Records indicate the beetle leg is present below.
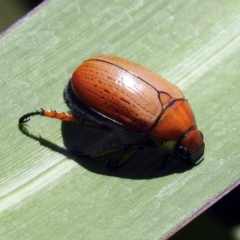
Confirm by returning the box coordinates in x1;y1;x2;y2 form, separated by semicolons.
106;144;141;168
74;144;132;160
160;154;169;169
74;141;155;168
74;143;141;168
78;119;110;130
73;145;125;159
19;109;109;130
18;109;79;123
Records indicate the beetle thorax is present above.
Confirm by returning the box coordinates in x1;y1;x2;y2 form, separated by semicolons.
149;100;197;148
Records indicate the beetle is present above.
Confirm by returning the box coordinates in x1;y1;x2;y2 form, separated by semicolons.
19;55;205;168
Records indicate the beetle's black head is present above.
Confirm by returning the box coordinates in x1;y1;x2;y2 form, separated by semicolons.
175;126;205;165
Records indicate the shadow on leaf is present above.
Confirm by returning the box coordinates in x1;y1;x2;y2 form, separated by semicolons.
18;121;193;179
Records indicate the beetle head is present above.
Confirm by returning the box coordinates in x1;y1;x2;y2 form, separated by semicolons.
175;127;204;165
150;99;205;165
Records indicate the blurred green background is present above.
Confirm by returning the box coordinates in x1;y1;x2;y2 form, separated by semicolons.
0;1;239;239
0;0;42;32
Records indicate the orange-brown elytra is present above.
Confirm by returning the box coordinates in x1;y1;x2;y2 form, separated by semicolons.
19;55;204;168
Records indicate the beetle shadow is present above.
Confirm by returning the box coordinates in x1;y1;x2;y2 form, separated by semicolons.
62;122;195;179
18;121;193;179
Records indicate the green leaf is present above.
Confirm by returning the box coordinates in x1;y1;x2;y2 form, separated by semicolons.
0;0;239;239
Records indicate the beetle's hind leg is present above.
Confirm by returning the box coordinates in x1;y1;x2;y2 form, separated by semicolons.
19;109;109;130
18;109;80;124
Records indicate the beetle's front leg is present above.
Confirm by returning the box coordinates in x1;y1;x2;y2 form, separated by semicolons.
107;140;156;168
73;144;127;159
106;143;142;168
74;141;154;169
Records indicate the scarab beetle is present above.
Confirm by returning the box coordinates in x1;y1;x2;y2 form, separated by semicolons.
19;55;205;168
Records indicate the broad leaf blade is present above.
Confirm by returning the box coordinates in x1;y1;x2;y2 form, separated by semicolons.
0;1;239;239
